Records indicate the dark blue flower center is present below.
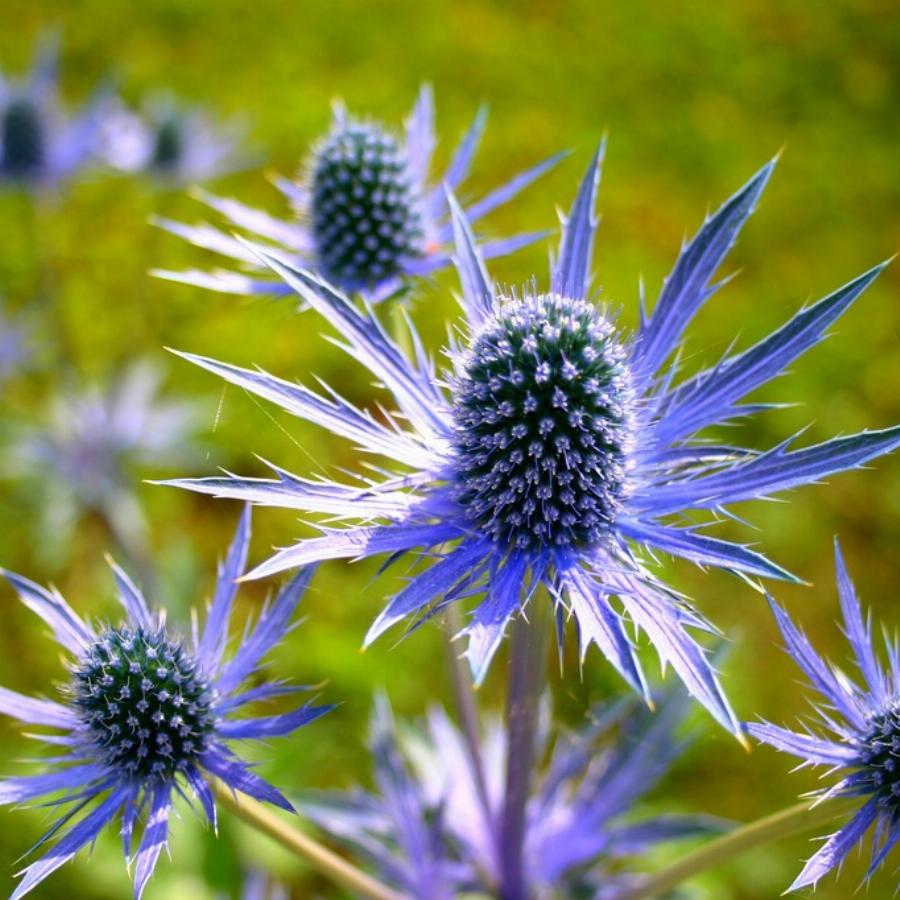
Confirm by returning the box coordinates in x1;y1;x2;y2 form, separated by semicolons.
150;117;183;171
451;292;633;550
861;704;900;810
73;626;215;780
309;122;424;289
1;99;45;179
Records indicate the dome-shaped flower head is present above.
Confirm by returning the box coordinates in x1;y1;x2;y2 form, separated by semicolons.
0;507;331;899
153;85;564;302
97;94;247;185
0;36;105;189
4;360;199;558
747;541;900;891
301;689;720;899
164;146;900;736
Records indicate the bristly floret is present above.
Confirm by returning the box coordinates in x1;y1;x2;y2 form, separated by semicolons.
164;143;900;740
452;291;633;549
72;626;215;780
747;541;900;891
0;507;330;900
0;99;45;178
309;122;424;288
861;702;900;812
153;85;563;302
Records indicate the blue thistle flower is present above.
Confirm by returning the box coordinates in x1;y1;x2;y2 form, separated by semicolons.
0;36;105;189
0;507;330;899
153;85;563;302
163;146;900;735
4;360;199;559
301;689;720;899
747;541;900;891
97;94;247;185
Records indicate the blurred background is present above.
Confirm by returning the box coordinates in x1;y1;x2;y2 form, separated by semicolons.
1;0;899;897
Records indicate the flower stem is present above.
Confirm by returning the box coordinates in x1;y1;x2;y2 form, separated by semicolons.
211;779;405;900
619;795;860;900
499;605;548;900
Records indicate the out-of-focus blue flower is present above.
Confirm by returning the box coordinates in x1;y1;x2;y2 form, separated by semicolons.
4;360;199;556
0;36;105;189
165;147;900;736
748;541;900;891
0;302;32;388
301;689;719;899
97;94;247;185
0;507;330;899
153;85;563;302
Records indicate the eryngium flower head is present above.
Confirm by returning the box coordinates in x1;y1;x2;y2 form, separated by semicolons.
747;541;900;891
301;689;719;899
4;360;198;558
0;36;105;189
96;95;247;185
153;85;563;301
165;146;900;736
0;507;330;899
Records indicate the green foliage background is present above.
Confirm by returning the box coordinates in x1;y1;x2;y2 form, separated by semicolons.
1;1;899;897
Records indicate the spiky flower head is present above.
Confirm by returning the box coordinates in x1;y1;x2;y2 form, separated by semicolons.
307;120;424;289
0;507;330;899
747;541;900;891
0;35;105;189
165;145;900;738
301;689;719;899
3;360;198;560
153;85;563;302
96;95;247;185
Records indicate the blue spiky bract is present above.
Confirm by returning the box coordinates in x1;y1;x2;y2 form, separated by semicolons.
165;143;900;740
152;85;564;301
300;688;719;898
0;507;330;900
747;542;900;891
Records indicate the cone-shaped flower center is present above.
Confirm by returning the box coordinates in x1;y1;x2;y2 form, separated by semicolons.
452;292;633;550
0;99;45;178
73;626;214;779
309;122;424;288
862;702;900;810
150;117;183;171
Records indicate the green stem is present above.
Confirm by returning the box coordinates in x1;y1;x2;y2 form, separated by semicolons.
211;779;405;900
619;796;860;900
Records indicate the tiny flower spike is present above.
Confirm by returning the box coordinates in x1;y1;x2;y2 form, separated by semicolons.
300;689;722;899
152;85;564;302
0;507;331;899
747;541;900;891
162;146;900;736
96;94;247;185
0;35;105;189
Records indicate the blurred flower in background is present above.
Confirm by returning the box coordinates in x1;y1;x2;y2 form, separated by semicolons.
0;35;106;190
0;507;331;899
153;85;563;302
96;93;248;185
2;359;200;561
301;688;718;899
748;542;900;890
0;302;33;389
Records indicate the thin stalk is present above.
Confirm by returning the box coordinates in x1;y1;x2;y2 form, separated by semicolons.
211;779;405;900
499;604;548;900
619;796;860;900
444;604;493;820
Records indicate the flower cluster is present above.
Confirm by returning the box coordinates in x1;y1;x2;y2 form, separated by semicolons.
153;86;563;301
0;507;330;898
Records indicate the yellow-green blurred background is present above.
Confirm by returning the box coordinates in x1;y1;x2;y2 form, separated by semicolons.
1;0;900;897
